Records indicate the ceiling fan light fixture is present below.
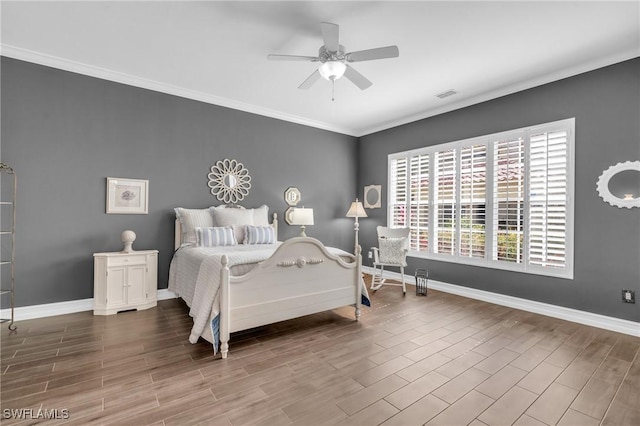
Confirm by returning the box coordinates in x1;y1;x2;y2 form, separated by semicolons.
318;61;346;81
267;22;398;91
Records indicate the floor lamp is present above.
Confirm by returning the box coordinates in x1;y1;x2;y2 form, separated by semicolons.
346;198;367;255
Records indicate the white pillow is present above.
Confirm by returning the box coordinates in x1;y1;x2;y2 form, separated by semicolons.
209;204;230;215
211;207;254;243
174;207;214;246
251;205;270;226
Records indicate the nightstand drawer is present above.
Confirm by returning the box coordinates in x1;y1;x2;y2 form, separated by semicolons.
106;255;147;267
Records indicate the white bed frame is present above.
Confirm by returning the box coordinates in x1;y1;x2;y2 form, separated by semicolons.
174;215;362;359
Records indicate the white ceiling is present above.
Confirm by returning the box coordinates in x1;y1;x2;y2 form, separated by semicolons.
2;1;639;136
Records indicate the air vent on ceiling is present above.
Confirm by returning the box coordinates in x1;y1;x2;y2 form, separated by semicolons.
435;89;458;99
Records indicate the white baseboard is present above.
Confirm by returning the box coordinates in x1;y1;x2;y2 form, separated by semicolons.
0;289;177;322
3;275;638;338
362;266;640;337
157;289;178;301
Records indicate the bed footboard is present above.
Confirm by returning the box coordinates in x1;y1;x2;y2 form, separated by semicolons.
218;237;362;359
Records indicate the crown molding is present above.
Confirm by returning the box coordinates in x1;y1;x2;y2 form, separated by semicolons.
359;49;640;136
2;44;638;138
0;44;359;136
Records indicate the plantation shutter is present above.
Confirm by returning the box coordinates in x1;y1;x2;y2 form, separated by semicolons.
409;154;429;251
528;128;569;269
435;149;457;255
389;157;408;228
387;118;573;279
459;144;487;258
493;135;525;263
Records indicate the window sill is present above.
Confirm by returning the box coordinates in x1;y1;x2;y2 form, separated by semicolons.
408;250;574;280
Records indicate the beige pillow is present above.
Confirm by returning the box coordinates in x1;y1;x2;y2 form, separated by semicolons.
211;207;254;243
174;207;214;246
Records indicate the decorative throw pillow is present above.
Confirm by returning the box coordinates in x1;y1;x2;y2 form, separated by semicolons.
195;227;237;247
174;207;214;246
243;225;276;245
378;237;407;264
211;207;255;243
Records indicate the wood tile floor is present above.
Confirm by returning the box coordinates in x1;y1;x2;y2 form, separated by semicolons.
1;277;639;425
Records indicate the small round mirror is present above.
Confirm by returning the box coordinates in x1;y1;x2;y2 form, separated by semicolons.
607;169;640;200
597;161;640;209
366;187;379;206
224;174;237;189
364;185;382;209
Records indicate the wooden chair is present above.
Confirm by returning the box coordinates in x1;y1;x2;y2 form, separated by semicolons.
370;226;410;294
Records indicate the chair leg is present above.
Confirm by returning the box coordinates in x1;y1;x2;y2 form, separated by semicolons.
371;265;383;291
400;267;406;295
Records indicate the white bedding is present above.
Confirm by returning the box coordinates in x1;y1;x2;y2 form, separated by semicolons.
169;243;282;307
168;243;358;346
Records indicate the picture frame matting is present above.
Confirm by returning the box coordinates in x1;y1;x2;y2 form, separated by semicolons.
106;177;149;214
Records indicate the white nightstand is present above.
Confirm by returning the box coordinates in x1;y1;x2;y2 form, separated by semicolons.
93;250;158;315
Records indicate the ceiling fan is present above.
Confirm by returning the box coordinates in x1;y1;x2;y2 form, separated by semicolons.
267;22;399;97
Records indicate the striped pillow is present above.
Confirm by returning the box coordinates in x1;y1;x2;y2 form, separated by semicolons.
195;227;237;247
243;225;276;245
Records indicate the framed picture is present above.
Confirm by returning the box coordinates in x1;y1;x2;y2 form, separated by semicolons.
106;177;148;214
364;184;382;209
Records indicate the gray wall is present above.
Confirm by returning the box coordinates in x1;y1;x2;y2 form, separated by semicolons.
3;56;639;324
358;58;640;322
1;57;359;307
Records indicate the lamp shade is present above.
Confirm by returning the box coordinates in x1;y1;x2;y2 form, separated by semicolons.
319;61;347;81
290;207;314;226
346;199;368;218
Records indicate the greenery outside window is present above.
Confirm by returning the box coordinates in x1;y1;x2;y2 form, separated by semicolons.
388;118;575;279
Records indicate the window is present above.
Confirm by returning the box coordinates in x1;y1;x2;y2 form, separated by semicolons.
388;118;574;279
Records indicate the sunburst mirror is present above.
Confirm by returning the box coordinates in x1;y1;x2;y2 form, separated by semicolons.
207;159;251;204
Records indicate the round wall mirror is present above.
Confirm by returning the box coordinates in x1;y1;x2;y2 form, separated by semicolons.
597;161;640;209
364;185;382;209
224;174;237;189
608;169;639;199
208;159;251;204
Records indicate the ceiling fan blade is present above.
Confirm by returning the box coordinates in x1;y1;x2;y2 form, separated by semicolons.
346;45;399;62
344;65;372;90
298;69;321;89
268;54;319;62
320;22;340;52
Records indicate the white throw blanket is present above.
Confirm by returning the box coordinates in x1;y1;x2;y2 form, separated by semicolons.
168;244;366;350
169;244;281;343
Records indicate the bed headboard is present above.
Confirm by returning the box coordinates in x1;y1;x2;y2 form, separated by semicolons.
174;212;278;250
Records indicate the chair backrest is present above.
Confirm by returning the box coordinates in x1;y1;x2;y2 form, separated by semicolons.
376;226;410;264
377;226;410;247
377;226;409;238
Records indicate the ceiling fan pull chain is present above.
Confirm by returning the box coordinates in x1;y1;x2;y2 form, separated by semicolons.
332;79;335;101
